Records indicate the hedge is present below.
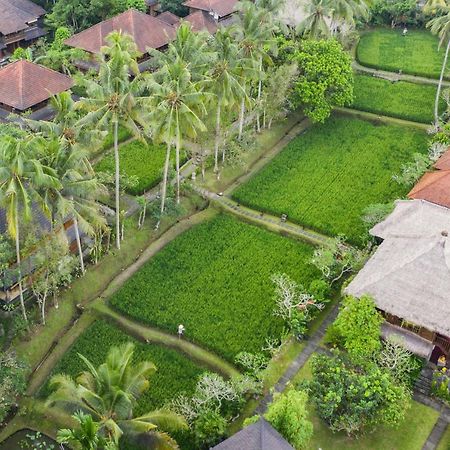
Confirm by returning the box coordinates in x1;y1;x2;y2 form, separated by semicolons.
110;214;319;361
41;320;206;413
232;116;427;245
357;28;444;79
351;74;442;124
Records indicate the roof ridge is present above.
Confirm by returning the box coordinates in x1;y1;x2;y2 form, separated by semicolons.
409;170;450;196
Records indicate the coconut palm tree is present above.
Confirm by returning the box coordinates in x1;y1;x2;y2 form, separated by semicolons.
0;135;61;325
428;7;450;125
76;31;148;249
47;342;186;447
297;0;332;39
146;61;207;214
208;28;246;176
326;0;368;34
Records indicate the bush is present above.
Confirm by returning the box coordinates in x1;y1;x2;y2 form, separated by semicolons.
110;214;319;361
356;29;444;79
232;116;427;245
351;75;442;124
193;409;227;449
42;320;206;413
308;279;330;302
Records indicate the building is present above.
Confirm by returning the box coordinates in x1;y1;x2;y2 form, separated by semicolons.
0;0;46;59
158;9;218;34
212;418;294;450
64;9;176;71
183;0;239;24
346;199;450;362
434;147;450;171
0;60;73;121
408;170;450;209
145;0;161;16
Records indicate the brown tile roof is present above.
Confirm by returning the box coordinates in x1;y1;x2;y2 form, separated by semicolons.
434;147;450;171
0;60;73;111
182;0;238;17
157;11;181;25
0;0;45;35
183;10;218;34
64;9;176;55
408;170;450;209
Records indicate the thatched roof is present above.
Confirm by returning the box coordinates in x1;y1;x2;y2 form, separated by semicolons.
371;199;450;240
212;418;294;450
346;235;450;337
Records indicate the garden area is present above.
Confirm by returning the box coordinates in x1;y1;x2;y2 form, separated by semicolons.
232;115;427;244
351;74;441;123
356;28;444;79
110;212;320;361
96;139;183;195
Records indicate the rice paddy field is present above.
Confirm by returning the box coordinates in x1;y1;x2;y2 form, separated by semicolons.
232;116;427;245
110;213;319;361
351;74;441;123
356;28;444;79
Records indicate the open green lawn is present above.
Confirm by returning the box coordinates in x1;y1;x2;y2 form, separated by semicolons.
351;74;441;123
357;28;444;79
232;116;427;245
437;424;450;450
96;140;184;195
110;213;319;361
41;320;206;414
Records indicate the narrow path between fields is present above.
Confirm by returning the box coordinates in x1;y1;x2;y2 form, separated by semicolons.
92;302;240;380
353;61;450;88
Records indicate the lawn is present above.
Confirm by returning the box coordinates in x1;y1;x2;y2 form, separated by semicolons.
437;424;450;450
110;213;319;361
351;74;441;123
357;28;444;79
232;116;427;245
96;139;184;195
41;320;206;414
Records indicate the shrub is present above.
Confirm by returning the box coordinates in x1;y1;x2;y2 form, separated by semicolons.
193;409;227;449
265;389;313;449
308;279;330;302
110;214;319;361
332;295;383;362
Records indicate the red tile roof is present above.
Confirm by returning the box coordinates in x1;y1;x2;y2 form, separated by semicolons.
408;170;450;209
183;0;238;17
434;148;450;171
0;0;45;35
157;11;181;25
183;10;218;34
64;9;176;55
0;60;73;111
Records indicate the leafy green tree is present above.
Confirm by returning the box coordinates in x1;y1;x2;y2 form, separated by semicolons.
47;342;186;446
58;411;116;449
265;390;313;449
290;39;353;122
159;0;188;16
331;295;383;362
308;351;411;435
193;409;227;449
427;7;450;125
77;31;147;249
0;135;60;325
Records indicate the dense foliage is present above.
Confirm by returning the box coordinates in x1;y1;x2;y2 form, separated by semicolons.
232;116;427;244
42;320;205;413
111;214;319;360
96;140;181;195
307;351;411;436
328;295;383;362
351;75;442;123
369;0;429;27
357;29;444;79
290;39;354;123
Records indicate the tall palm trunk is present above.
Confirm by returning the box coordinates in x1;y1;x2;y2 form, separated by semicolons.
159;141;172;227
175;135;181;205
238;82;247;140
113;120;121;249
73;215;85;274
14;213;28;326
435;39;450;125
257;57;263;133
214;101;221;179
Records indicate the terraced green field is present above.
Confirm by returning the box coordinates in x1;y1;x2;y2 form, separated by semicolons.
232;116;427;244
42;320;206;414
111;213;319;361
351;74;441;123
357;28;444;79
